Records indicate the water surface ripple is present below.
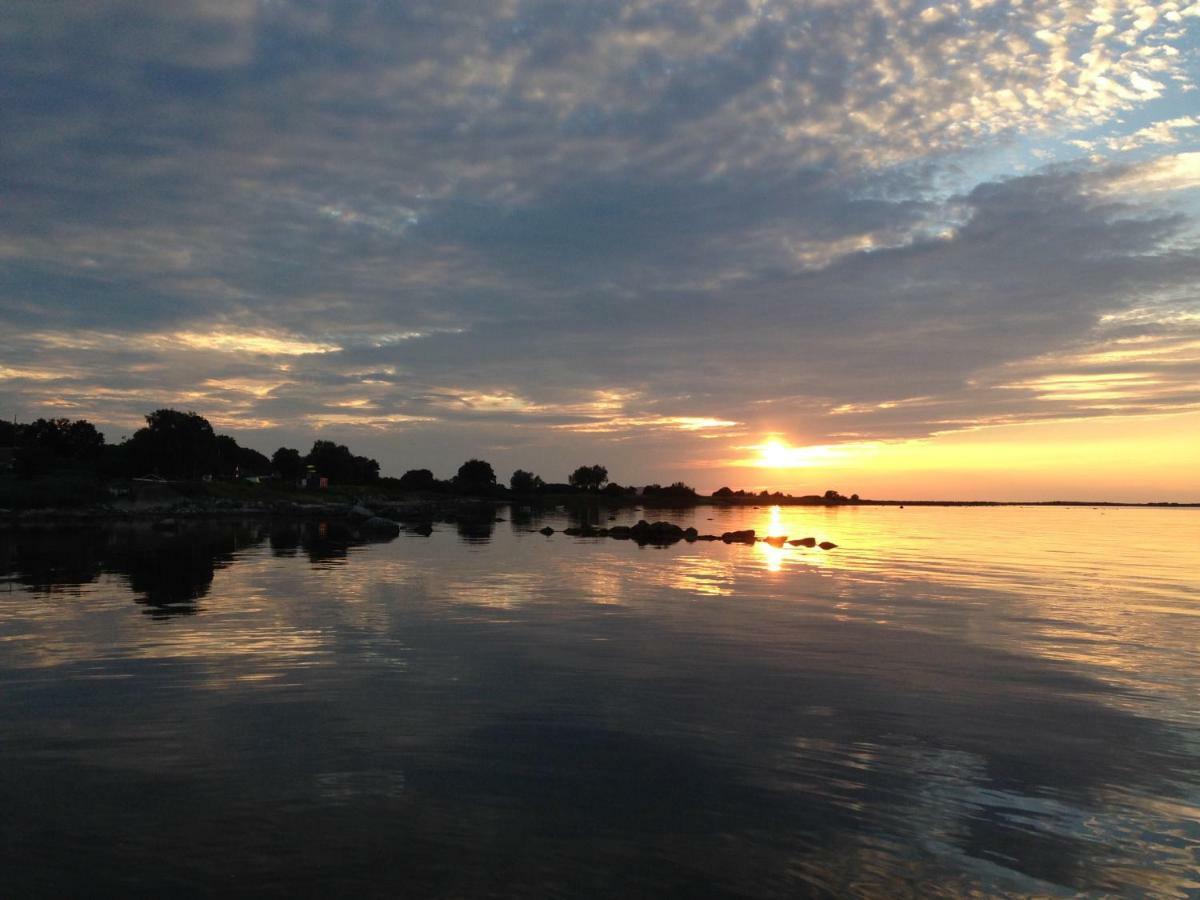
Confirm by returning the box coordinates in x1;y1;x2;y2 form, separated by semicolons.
1;506;1197;897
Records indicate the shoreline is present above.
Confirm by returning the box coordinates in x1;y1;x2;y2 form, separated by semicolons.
1;494;1196;526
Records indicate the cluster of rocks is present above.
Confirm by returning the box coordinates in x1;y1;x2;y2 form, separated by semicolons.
539;520;837;550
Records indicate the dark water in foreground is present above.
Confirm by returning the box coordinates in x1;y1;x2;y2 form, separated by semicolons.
1;505;1198;897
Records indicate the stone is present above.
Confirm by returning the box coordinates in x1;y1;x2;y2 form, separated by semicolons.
721;529;756;544
539;526;554;535
629;520;686;545
819;541;838;550
362;517;401;536
789;537;817;547
410;522;434;536
762;535;787;547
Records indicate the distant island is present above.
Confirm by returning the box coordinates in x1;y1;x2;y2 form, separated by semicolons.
1;409;1196;518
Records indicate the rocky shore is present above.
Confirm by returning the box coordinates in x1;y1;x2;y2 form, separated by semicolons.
544;519;837;549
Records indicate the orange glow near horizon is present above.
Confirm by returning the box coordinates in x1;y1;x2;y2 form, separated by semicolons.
753;437;878;469
712;412;1200;503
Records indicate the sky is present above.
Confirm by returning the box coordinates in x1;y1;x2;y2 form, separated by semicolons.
2;0;1199;501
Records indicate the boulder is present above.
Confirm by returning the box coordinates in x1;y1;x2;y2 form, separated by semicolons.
683;527;699;541
819;541;838;550
721;529;756;544
762;535;787;547
607;526;633;539
362;517;401;537
410;522;434;536
789;537;817;547
539;526;554;536
630;520;686;545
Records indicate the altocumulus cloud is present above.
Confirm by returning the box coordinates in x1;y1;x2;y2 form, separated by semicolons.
1;0;1198;478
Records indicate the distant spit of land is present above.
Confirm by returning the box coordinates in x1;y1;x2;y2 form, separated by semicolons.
1;478;1196;526
3;409;1195;520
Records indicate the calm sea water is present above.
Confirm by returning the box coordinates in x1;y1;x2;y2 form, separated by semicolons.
1;505;1197;897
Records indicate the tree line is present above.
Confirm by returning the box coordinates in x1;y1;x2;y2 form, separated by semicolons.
0;410;696;498
0;410;380;485
2;409;855;502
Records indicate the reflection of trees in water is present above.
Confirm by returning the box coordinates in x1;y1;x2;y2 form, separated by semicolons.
1;519;398;615
566;501;605;530
0;527;108;594
274;520;367;566
456;518;494;544
273;519;403;565
106;522;266;617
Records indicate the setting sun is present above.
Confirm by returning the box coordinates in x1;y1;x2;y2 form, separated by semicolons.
759;438;793;468
752;437;877;471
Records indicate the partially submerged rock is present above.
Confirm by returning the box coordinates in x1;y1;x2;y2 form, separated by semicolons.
630;520;687;545
819;541;838;550
410;522;434;536
762;535;787;547
361;517;401;537
789;537;817;547
539;526;554;535
721;529;756;544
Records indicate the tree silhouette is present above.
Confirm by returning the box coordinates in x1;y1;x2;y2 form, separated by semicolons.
568;464;608;492
11;417;105;477
398;468;437;491
643;481;696;498
306;440;380;484
272;447;304;481
455;459;496;493
126;409;217;479
510;469;544;493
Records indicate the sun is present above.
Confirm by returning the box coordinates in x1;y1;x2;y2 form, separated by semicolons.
759;438;794;468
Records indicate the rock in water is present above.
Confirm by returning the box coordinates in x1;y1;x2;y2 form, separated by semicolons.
762;535;787;547
411;522;434;536
539;526;554;536
818;541;838;550
789;537;817;547
362;517;401;537
629;520;686;545
721;529;756;544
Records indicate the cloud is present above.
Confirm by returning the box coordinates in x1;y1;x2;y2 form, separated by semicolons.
1;1;1198;485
